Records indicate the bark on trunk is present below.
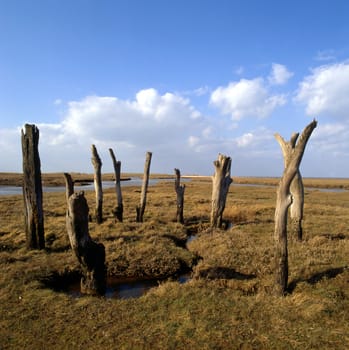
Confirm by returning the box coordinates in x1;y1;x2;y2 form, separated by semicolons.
273;120;317;296
210;154;233;228
109;148;123;222
290;172;304;240
21;124;45;250
136;151;152;222
174;168;185;224
65;189;106;295
91;144;103;224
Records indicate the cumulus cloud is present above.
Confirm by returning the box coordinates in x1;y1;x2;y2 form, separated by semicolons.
268;63;293;85
295;62;349;119
210;78;286;120
4;89;216;173
2;78;349;177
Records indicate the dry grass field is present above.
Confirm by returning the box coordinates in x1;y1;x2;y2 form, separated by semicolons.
0;174;348;349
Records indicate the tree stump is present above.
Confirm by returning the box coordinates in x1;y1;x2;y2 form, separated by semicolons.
275;133;305;241
211;154;233;228
91;144;103;224
273;120;317;296
109;148;123;222
21;124;45;249
174;168;185;224
136;151;152;222
65;188;106;296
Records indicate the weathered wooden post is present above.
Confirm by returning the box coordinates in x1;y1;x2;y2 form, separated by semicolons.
109;148;123;222
63;172;74;202
290;173;304;241
136;151;152;222
174;168;185;224
273;120;317;296
91;144;103;224
211;154;233;228
64;173;106;295
275;133;305;241
21;124;45;249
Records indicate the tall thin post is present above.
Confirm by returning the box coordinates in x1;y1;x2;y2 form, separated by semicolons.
109;148;123;222
21;124;45;249
91;144;103;224
174;168;185;224
136;151;152;222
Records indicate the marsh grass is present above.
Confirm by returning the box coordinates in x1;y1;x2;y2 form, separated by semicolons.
0;176;348;349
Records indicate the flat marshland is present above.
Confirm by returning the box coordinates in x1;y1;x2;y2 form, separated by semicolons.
0;174;348;349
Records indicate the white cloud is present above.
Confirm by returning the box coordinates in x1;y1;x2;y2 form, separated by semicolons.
2;81;349;177
236;132;254;147
268;63;293;85
295;62;349;119
5;89;214;173
210;78;286;120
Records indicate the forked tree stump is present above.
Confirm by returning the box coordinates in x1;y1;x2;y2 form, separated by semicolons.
136;151;152;222
211;154;233;228
109;148;123;222
91;144;103;224
64;182;106;296
275;133;305;241
21;124;45;249
174;168;185;224
273;120;317;296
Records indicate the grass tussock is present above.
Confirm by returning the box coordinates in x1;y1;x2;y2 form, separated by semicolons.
0;175;348;349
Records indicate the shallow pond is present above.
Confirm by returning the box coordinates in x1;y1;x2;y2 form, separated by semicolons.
65;273;191;299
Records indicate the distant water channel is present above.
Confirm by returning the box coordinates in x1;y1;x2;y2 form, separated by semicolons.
0;178;159;196
0;178;346;196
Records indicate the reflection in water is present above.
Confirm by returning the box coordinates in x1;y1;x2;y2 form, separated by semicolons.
68;274;191;299
105;277;160;299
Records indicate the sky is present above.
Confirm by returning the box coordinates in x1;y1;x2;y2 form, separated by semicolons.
1;0;349;177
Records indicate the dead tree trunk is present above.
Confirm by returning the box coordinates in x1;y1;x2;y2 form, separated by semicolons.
211;154;233;228
174;168;185;224
91;144;103;224
275;133;305;241
273;120;317;296
63;172;74;202
290;172;304;240
109;148;123;222
21;124;45;250
136;151;152;222
64;185;106;296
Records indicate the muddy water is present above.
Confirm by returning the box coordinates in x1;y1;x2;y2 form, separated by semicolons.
68;274;191;299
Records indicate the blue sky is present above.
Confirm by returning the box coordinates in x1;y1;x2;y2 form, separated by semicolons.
1;0;349;177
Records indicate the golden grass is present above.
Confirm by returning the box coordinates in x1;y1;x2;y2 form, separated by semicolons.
0;176;348;349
